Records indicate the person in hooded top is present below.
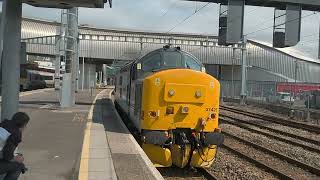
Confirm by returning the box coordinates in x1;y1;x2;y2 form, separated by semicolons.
0;112;29;180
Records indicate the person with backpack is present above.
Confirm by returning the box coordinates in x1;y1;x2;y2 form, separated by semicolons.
0;112;29;180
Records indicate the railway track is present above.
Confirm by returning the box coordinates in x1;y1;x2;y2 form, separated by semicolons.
219;117;320;154
158;167;219;180
219;113;320;146
221;144;294;180
220;105;320;134
197;168;219;180
223;131;320;178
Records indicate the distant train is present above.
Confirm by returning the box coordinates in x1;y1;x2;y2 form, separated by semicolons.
114;46;224;168
20;63;54;91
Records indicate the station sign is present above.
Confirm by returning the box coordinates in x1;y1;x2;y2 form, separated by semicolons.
218;0;245;45
273;4;301;48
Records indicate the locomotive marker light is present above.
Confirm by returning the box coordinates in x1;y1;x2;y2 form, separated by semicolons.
169;89;175;96
195;90;202;98
210;82;214;88
166;106;175;114
210;112;216;120
149;110;160;118
181;106;189;114
149;111;157;118
155;77;161;86
137;63;142;70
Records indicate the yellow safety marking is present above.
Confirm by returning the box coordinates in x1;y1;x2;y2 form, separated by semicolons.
78;89;109;180
78;122;92;180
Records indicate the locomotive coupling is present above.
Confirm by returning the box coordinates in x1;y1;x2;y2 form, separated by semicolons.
142;130;172;145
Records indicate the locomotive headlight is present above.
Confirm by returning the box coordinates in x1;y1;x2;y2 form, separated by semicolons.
210;112;216;119
181;106;189;114
149;111;157;118
149;110;160;118
195;90;202;98
168;89;175;96
166;106;174;114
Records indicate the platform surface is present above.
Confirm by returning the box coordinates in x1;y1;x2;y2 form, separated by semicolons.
2;88;102;180
0;88;163;180
103;92;163;180
80;89;163;180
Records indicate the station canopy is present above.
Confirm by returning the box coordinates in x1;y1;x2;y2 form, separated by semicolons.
22;0;108;8
185;0;320;11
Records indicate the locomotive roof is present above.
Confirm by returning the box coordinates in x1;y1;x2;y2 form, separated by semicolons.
118;46;199;72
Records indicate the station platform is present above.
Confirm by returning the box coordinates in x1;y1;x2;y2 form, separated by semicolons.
79;88;163;180
3;88;162;180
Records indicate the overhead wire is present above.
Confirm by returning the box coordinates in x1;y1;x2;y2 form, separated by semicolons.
298;12;320;46
139;2;211;55
116;0;179;60
245;6;319;61
165;2;211;33
217;0;273;40
117;1;319;62
245;12;317;36
149;1;178;28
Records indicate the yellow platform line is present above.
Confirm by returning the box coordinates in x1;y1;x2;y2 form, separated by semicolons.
78;90;106;180
78;121;92;180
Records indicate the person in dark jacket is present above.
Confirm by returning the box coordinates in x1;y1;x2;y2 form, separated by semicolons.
0;112;29;180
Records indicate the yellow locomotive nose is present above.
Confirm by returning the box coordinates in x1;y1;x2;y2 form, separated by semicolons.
114;47;223;169
140;69;222;168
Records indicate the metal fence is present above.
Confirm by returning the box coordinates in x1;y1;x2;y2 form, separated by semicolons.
221;80;277;99
220;80;320;108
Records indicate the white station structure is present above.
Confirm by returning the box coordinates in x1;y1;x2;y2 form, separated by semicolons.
0;0;109;120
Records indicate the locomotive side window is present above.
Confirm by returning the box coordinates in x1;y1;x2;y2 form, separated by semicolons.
134;83;142;115
114;77;117;92
184;54;201;71
119;76;123;85
163;51;182;67
142;53;161;72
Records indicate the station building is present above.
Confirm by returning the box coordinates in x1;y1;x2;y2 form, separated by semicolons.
21;17;320;98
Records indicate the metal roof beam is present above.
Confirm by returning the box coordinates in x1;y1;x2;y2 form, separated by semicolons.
184;0;320;11
21;0;107;8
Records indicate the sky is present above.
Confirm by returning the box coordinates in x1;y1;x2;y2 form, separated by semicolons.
9;0;320;59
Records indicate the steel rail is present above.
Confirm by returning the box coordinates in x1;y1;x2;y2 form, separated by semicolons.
197;168;219;180
221;144;294;180
220;106;320;134
219;113;320;146
223;132;320;176
219;117;320;154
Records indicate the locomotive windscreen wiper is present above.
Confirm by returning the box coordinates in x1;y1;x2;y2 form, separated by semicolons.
151;67;183;72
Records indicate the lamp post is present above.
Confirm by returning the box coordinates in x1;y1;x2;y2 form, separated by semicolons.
240;36;248;105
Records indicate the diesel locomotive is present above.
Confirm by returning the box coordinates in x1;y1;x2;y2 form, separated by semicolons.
114;46;224;168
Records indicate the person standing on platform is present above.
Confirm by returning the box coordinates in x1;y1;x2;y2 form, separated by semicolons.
0;112;29;180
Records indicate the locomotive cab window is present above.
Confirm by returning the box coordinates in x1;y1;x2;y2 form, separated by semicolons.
184;54;201;71
142;53;161;72
163;51;182;68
